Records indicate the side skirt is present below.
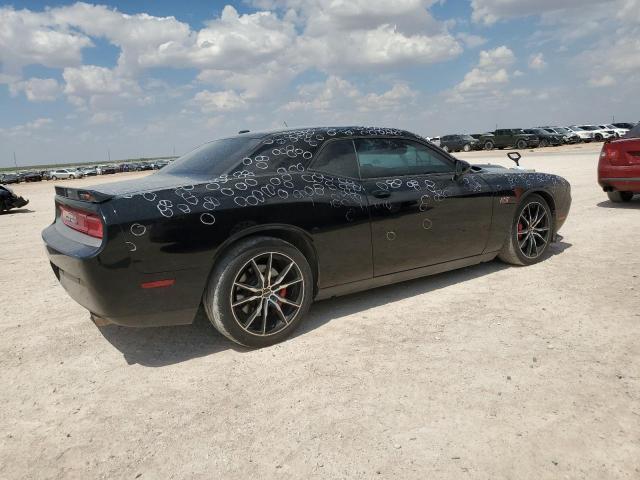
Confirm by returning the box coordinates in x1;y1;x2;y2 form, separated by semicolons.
315;252;498;301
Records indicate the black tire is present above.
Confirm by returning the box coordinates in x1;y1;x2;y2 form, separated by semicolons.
516;139;527;149
540;139;549;147
51;176;57;181
484;141;494;150
70;175;75;179
595;133;603;141
203;236;314;347
463;143;471;152
498;194;553;266
607;191;633;203
0;199;6;213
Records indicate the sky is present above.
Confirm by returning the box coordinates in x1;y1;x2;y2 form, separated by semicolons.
0;0;638;167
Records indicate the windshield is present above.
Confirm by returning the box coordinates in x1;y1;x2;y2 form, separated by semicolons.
162;137;261;177
580;125;598;131
461;135;475;141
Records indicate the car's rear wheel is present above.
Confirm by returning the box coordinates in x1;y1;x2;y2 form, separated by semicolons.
516;139;527;149
607;191;634;203
499;194;553;266
540;139;549;147
203;236;314;347
463;143;471;152
595;133;603;141
484;141;494;150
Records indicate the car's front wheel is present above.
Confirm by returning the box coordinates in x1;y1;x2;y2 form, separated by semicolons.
516;139;527;149
499;194;553;266
204;236;314;347
463;143;471;152
607;191;634;203
484;141;494;150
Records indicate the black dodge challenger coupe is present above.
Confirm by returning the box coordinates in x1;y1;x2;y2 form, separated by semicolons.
43;127;571;347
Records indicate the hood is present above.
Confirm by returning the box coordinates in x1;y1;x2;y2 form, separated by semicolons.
474;164;536;174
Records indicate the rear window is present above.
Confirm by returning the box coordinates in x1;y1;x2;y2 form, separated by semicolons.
162;137;260;177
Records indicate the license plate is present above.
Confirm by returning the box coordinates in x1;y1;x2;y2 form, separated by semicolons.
62;209;77;225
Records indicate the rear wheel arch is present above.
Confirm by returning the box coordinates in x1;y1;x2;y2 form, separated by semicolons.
209;224;319;295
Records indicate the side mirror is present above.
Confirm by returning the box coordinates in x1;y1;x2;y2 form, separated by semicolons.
507;151;521;166
453;159;471;181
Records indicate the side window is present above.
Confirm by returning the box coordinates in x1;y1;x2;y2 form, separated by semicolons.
355;138;453;178
310;140;359;178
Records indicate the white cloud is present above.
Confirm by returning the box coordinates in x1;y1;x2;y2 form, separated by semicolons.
298;24;462;72
193;89;248;113
89;111;123;125
62;65;147;115
471;0;603;25
282;76;416;114
0;117;52;137
528;52;547;70
8;77;60;101
446;46;516;102
589;75;616;87
0;6;92;74
456;32;488;48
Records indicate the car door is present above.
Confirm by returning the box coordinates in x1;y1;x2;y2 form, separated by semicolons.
493;129;509;148
305;139;373;288
354;137;494;277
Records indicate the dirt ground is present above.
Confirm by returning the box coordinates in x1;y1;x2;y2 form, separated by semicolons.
1;142;639;479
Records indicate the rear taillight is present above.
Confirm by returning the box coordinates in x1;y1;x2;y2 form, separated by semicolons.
58;204;104;239
600;143;620;165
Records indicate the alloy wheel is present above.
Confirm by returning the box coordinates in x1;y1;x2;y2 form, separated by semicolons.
517;202;550;259
230;252;305;336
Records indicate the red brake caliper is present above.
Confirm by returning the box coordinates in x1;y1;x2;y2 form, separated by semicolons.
277;288;287;306
517;222;524;240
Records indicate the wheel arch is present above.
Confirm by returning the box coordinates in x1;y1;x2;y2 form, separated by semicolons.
521;189;557;226
208;223;320;295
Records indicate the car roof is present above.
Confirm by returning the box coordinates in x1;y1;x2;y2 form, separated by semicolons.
228;126;426;141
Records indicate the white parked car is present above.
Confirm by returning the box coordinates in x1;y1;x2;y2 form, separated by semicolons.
599;124;629;138
427;136;441;146
576;125;615;141
566;126;594;142
49;168;83;180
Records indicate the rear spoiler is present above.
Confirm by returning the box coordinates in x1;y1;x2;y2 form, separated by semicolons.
55;186;113;203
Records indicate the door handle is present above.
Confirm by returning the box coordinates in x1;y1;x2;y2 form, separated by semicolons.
372;190;391;199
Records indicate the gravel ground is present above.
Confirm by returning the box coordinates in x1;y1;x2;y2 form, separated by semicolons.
1;143;639;479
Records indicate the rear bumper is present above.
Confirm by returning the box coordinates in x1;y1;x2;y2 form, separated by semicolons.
43;223;203;327
598;164;640;192
598;177;640;193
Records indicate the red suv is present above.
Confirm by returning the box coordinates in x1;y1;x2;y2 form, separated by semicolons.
598;124;640;202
